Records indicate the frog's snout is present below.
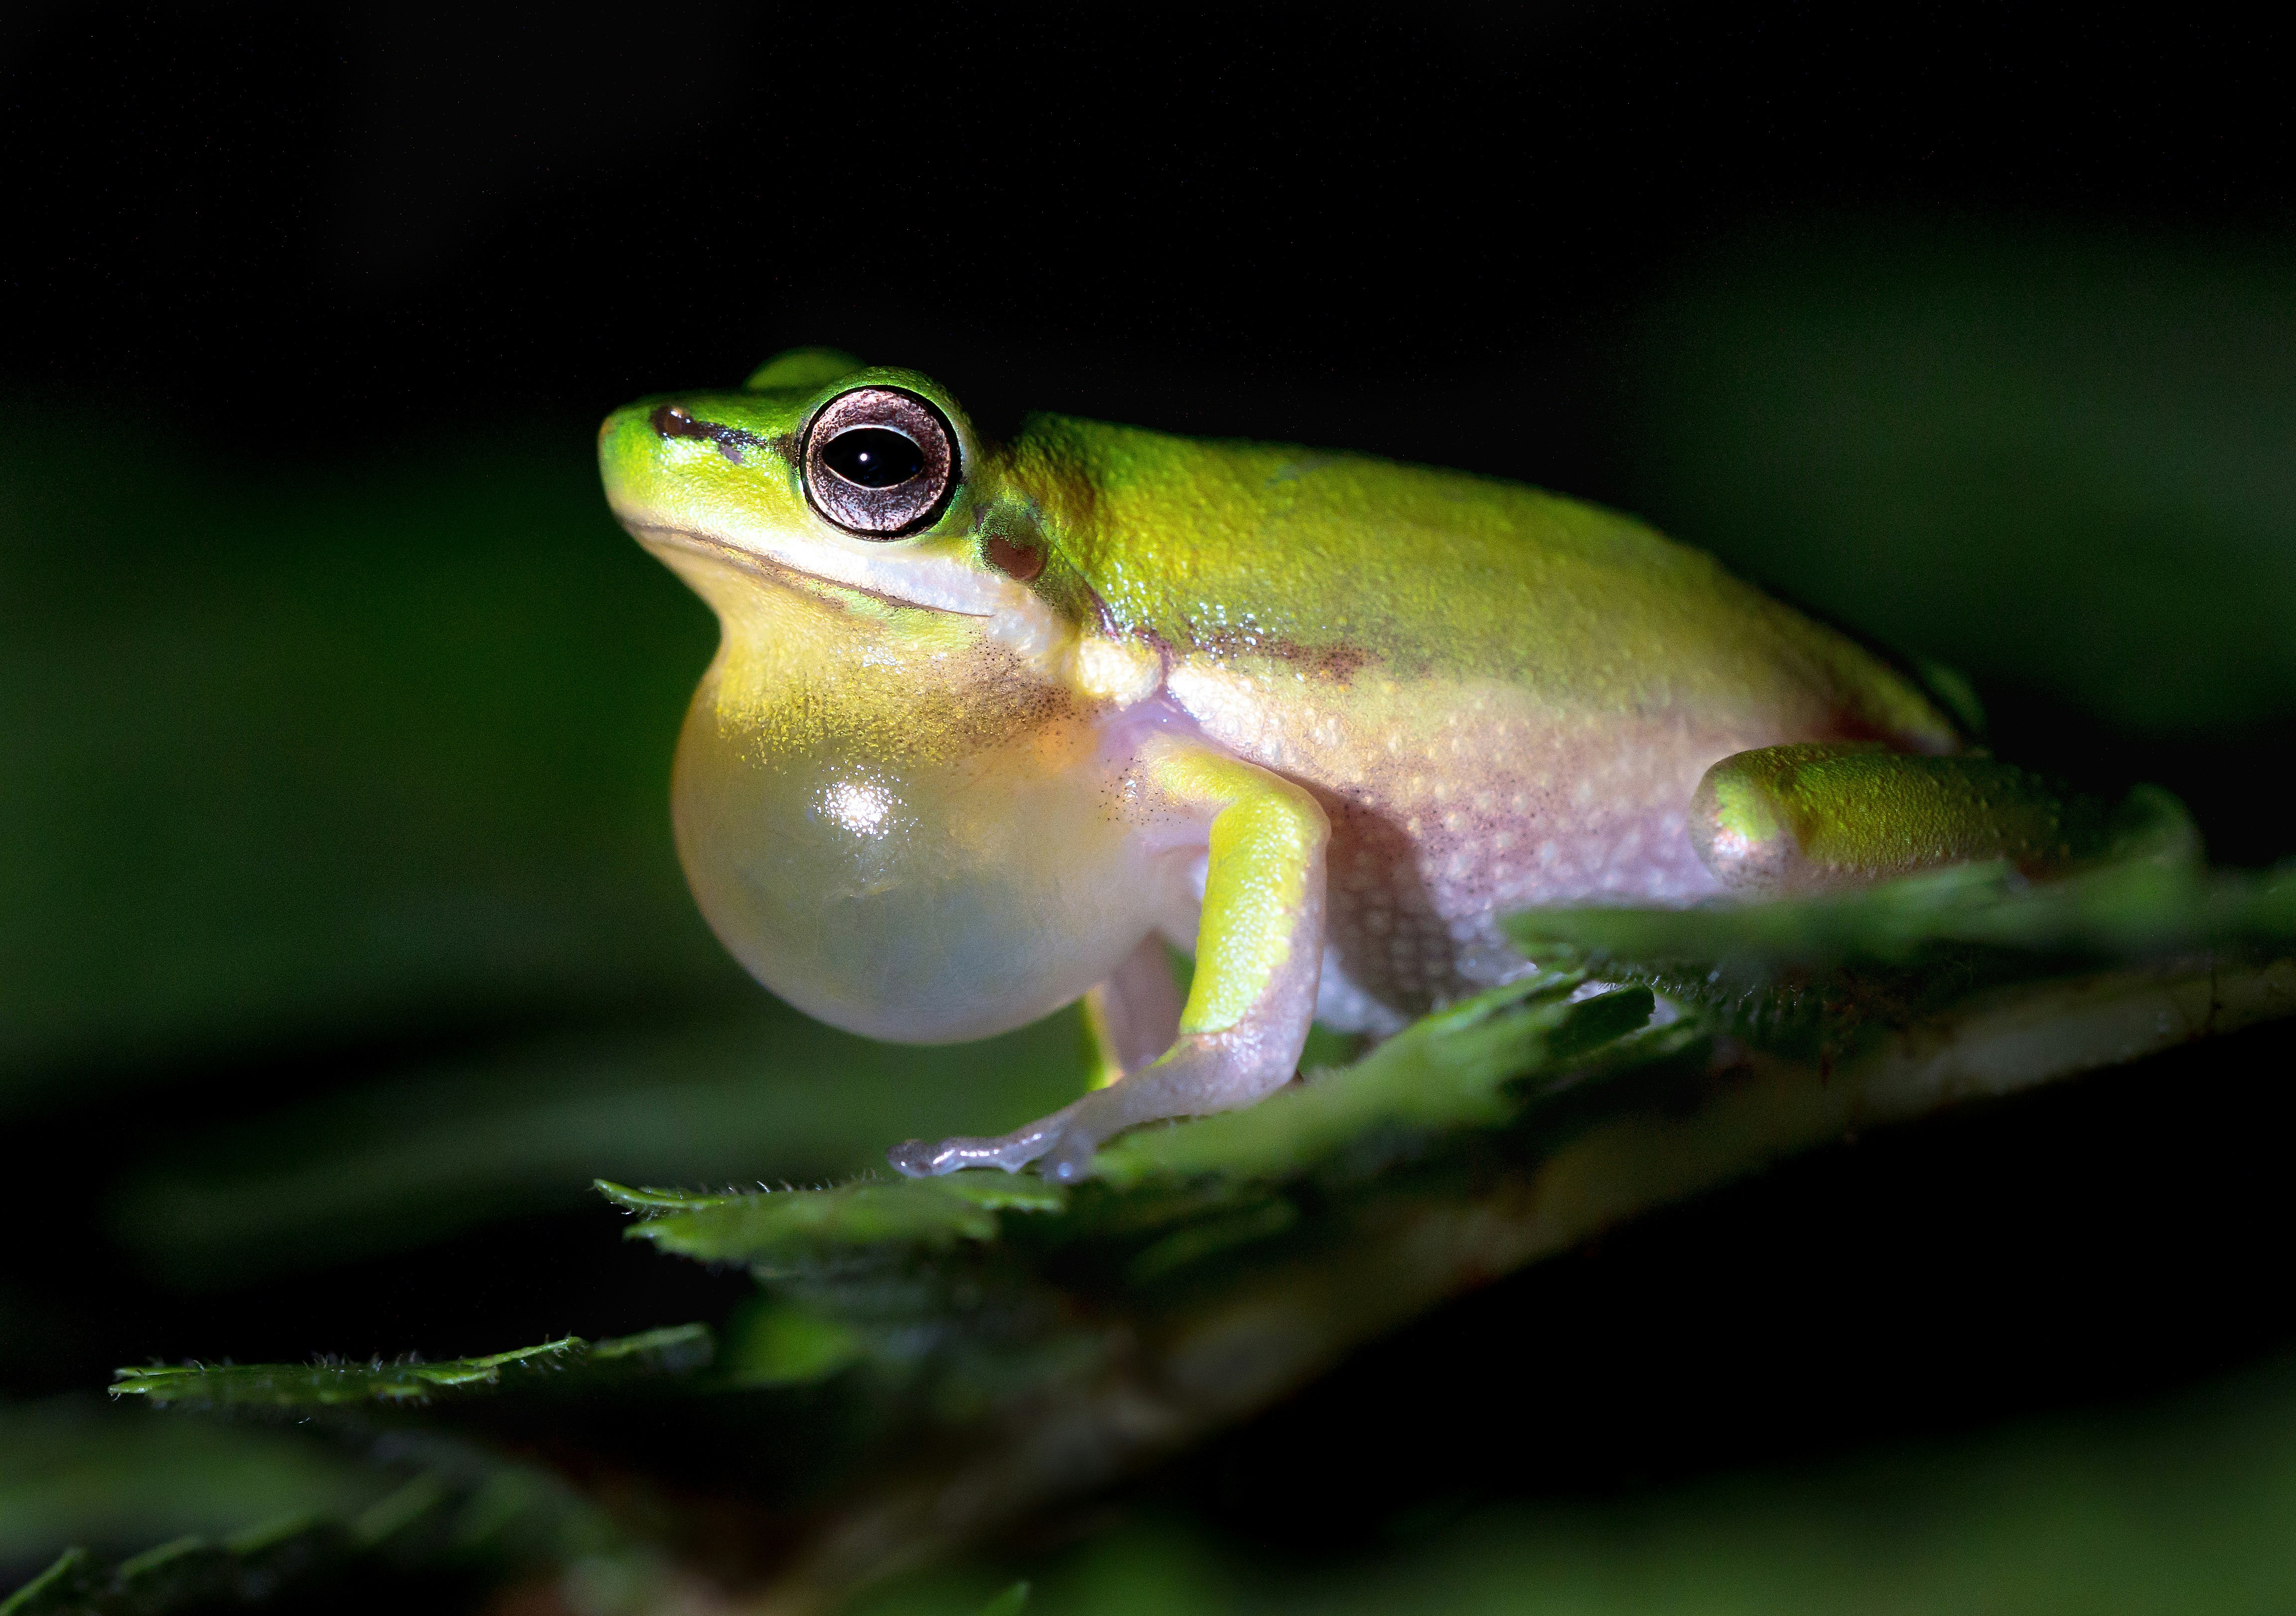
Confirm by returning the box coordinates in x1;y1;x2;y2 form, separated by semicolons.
648;402;768;464
597;394;792;500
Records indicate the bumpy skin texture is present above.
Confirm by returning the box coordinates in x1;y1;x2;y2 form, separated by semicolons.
598;355;1985;1176
1001;418;1960;1022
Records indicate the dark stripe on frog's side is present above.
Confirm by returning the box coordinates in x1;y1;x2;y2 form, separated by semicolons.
651;404;779;465
1183;625;1373;684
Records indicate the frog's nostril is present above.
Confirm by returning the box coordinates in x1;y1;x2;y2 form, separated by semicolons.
650;403;767;463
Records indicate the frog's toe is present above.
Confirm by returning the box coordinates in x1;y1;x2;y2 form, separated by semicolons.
885;1113;1069;1177
1038;1128;1101;1183
885;1138;952;1177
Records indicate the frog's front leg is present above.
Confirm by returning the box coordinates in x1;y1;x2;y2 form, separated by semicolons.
887;740;1329;1181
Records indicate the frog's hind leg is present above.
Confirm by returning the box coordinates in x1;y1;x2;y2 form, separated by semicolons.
1082;935;1187;1089
1689;742;2117;893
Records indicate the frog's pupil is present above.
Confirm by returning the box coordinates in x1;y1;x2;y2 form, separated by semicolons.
823;427;923;489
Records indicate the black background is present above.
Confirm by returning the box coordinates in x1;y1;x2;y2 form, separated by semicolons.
6;0;2296;1578
11;7;2291;475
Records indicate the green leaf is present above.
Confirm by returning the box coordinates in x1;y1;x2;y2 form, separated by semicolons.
109;1324;712;1408
593;1180;751;1216
602;977;1657;1280
85;947;2296;1612
1093;976;1651;1188
1500;837;2296;1060
610;1175;1066;1267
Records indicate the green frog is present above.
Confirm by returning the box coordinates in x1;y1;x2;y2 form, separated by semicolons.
599;349;2096;1181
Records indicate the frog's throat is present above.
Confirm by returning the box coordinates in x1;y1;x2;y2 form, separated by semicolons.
630;523;998;618
630;520;1095;678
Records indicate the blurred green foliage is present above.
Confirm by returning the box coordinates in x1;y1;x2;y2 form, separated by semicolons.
23;1345;2296;1614
114;1004;1090;1283
858;1352;2296;1616
0;1400;661;1616
0;1404;385;1571
1634;225;2296;735
0;414;730;1094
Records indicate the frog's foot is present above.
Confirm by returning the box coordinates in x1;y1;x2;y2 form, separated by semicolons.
894;735;1328;1183
886;1111;1077;1176
888;1028;1300;1182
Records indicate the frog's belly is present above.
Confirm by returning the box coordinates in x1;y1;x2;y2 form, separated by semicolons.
1311;739;1719;1026
1168;669;1877;1024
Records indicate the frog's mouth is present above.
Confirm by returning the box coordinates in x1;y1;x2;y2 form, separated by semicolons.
628;523;996;618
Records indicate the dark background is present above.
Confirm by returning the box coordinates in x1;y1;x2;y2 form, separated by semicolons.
12;8;2291;473
4;4;2296;1605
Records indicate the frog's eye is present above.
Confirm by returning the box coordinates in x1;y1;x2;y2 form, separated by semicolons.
801;386;958;538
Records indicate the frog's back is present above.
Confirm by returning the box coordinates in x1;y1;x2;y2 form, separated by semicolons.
1015;416;1956;1023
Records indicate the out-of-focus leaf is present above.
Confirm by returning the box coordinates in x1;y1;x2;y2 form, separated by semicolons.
0;1402;385;1573
0;412;728;1102
1632;228;2296;733
0;1522;353;1616
720;1297;869;1386
859;1351;2296;1616
110;1001;1096;1284
0;1549;95;1616
0;1401;659;1613
974;1581;1031;1616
